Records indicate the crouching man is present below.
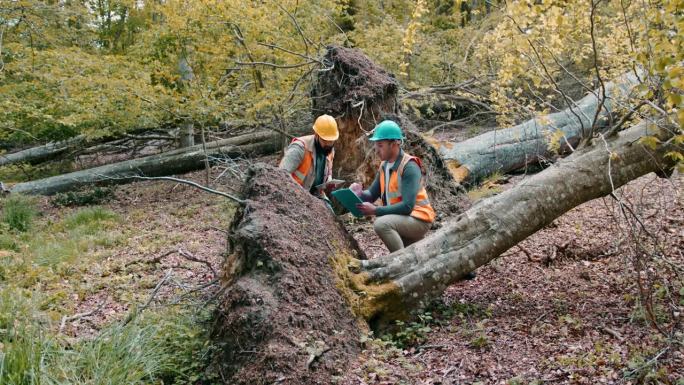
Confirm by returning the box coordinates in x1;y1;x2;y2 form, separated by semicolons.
350;120;435;252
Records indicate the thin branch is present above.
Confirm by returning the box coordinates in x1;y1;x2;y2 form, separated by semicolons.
256;42;321;64
323;13;351;46
589;0;610;138
606;101;646;137
122;270;173;326
59;298;107;333
231;23;264;89
125;249;175;267
235;60;317;69
274;1;313;55
178;248;217;277
128;175;245;204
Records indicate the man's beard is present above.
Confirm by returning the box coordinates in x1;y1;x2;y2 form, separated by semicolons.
316;138;334;155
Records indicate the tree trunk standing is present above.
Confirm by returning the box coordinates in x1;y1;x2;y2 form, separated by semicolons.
344;120;676;327
178;54;195;148
179;119;195;148
436;71;641;184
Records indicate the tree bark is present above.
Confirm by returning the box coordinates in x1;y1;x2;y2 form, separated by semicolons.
344;120;675;327
436;71;641;184
0;127;177;167
8;130;281;195
179;119;195;148
0;135;87;167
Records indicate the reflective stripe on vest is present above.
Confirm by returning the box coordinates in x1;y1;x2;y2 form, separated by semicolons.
379;153;436;223
290;135;334;190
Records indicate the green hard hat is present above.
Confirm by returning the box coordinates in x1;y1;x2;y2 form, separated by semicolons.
369;120;404;141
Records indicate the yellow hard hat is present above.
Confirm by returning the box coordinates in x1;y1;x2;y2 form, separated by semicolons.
312;114;339;141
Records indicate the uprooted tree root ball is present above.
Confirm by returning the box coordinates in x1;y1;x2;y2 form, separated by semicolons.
210;164;368;384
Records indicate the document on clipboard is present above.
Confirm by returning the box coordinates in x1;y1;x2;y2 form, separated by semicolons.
331;188;364;217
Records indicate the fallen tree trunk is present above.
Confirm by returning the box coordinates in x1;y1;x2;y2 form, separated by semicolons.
434;71;641;184
0;127;178;167
0;135;87;167
344;120;676;327
8;130;281;195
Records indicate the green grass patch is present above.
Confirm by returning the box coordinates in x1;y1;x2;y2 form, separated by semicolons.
0;195;228;384
25;207;121;268
1;195;37;232
0;283;219;385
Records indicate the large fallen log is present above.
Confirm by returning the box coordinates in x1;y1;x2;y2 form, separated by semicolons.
8;130;281;195
0;135;87;167
345;120;676;327
0;127;176;167
432;71;641;184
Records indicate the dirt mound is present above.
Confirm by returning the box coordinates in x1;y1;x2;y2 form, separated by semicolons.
210;164;365;384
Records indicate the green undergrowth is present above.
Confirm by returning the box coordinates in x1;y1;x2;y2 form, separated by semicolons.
0;196;223;384
0;161;75;184
0;289;219;385
377;299;492;349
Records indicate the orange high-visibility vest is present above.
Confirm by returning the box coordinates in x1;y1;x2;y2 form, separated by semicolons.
289;135;334;190
379;153;436;223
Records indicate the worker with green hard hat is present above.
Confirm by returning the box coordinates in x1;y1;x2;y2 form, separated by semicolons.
350;119;436;253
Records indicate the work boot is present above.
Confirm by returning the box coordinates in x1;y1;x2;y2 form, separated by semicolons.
463;271;477;280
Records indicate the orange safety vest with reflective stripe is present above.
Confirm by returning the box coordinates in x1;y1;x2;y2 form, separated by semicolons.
379;153;436;223
289;135;334;190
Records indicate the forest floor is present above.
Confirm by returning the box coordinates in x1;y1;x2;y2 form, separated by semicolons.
2;154;682;384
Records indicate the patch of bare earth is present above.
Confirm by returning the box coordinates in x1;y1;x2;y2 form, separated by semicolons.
342;172;683;385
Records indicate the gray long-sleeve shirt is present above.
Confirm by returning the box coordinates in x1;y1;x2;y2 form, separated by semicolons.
360;154;422;216
279;141;327;194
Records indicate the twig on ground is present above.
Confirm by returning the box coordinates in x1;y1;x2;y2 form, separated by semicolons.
178;248;217;278
122;270;173;325
59;298;108;333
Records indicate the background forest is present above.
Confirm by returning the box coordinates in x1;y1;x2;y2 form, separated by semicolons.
0;0;682;384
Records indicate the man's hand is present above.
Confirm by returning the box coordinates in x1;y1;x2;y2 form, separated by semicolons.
349;182;363;196
356;202;376;216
